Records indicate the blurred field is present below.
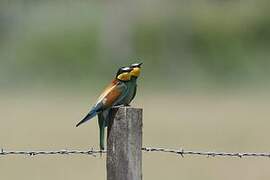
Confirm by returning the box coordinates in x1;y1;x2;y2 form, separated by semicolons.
1;1;270;89
1;89;270;180
1;1;270;179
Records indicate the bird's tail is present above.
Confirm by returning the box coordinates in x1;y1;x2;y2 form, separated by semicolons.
76;108;98;127
98;115;106;151
99;126;105;151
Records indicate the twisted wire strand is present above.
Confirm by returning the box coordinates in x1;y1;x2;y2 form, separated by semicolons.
0;147;270;158
0;148;105;157
142;147;270;158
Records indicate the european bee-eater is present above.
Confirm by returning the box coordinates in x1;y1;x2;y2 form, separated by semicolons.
116;62;142;106
76;66;133;150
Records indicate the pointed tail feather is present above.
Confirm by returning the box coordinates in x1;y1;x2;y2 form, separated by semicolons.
99;125;105;150
98;114;106;150
76;109;97;127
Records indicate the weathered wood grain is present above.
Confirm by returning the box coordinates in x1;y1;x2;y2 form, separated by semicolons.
107;107;143;180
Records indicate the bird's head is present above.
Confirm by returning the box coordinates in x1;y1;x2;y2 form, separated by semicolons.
116;66;132;81
130;62;143;78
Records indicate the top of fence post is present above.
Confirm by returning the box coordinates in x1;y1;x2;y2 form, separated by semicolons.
106;106;143;180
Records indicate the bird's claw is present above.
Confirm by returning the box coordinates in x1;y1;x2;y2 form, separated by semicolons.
114;104;131;108
113;105;125;108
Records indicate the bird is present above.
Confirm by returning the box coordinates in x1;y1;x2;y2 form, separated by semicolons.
115;62;142;106
76;66;133;150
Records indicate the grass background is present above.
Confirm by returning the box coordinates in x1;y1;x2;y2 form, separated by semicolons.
1;90;270;180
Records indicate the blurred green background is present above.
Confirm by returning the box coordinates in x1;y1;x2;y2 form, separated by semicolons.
1;1;270;180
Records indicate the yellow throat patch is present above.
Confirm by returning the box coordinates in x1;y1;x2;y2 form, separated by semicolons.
130;67;141;77
117;72;131;81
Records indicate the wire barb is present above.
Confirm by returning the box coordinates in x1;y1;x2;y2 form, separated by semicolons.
0;148;4;155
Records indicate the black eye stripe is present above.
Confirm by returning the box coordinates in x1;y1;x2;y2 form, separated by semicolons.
116;66;132;77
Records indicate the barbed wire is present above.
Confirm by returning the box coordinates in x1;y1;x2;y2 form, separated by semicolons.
142;147;270;158
1;147;270;158
0;148;105;157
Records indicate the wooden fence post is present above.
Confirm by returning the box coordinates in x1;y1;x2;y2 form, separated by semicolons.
107;107;143;180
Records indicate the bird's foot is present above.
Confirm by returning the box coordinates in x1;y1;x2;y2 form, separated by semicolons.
113;104;131;108
113;105;125;108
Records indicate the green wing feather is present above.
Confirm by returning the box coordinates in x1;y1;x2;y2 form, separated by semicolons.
130;84;137;102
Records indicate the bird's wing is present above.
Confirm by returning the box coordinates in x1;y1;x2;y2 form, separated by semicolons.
96;81;128;109
76;80;128;127
130;84;137;102
96;80;119;105
97;79;118;100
